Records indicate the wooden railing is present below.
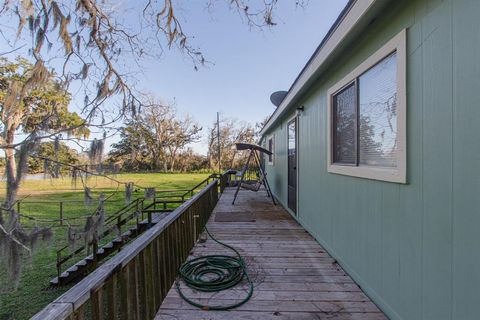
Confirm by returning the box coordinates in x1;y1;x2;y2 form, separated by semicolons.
219;172;228;193
32;180;219;320
7;174;224;225
53;174;221;281
54;197;150;282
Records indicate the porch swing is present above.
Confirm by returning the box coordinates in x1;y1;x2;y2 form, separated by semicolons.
240;169;265;192
231;142;276;205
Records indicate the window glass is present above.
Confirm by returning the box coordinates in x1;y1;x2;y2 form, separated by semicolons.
359;52;397;167
333;83;356;164
288;119;296;188
268;137;273;163
288;120;296;153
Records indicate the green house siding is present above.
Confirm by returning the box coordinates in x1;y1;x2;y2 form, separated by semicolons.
263;0;480;319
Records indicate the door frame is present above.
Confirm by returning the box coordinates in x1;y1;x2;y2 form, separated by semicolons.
287;114;299;216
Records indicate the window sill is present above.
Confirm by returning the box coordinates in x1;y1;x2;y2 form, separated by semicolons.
327;164;406;184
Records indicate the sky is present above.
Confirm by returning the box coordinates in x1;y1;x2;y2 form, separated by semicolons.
1;0;348;156
128;0;348;154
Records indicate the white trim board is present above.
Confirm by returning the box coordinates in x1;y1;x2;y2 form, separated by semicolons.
326;29;407;183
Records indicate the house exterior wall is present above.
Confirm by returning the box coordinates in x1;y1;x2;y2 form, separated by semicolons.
263;0;480;319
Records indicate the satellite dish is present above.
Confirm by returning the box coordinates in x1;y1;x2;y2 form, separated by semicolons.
270;91;288;107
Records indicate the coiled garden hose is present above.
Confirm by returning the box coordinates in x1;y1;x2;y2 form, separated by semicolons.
175;227;254;310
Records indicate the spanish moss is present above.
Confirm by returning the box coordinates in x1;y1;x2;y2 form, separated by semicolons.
88;138;104;165
84;187;93;206
144;187;156;200
125;182;134;204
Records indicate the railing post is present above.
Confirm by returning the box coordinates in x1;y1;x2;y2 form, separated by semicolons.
193;214;199;242
56;250;62;279
92;240;98;267
59;202;63;226
91;286;103;320
117;216;122;235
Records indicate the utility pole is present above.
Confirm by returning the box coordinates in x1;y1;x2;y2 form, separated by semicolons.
217;112;221;174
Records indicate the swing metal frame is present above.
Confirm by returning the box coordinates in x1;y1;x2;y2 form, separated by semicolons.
232;143;276;206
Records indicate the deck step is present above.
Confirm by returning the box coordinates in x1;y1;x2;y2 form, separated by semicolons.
76;260;87;267
65;265;78;273
50;213;164;287
103;243;114;249
112;238;123;245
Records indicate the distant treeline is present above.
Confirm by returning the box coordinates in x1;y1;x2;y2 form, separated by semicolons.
0;108;267;176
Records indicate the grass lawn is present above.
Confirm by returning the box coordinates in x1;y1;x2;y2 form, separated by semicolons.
0;172;211;320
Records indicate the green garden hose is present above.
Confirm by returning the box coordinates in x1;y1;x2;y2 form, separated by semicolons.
175;227;254;310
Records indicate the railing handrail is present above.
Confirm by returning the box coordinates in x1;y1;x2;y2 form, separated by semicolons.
31;180;219;320
14;172;225;210
53;175;216;277
7;192;194;204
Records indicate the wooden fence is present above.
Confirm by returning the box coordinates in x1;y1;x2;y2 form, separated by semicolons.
10;175;217;226
31;180;219;320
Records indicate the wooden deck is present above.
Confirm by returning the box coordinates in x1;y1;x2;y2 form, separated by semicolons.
155;188;387;320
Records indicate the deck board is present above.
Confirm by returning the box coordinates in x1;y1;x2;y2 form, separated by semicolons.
155;188;387;320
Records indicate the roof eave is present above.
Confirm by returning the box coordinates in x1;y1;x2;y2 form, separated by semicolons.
260;0;392;136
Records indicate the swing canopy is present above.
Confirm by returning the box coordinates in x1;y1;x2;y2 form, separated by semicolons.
235;142;272;155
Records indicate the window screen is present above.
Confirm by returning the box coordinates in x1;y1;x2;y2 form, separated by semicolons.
359;52;397;167
333;83;357;164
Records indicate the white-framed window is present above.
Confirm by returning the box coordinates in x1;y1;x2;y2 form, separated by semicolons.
327;29;407;183
267;135;275;165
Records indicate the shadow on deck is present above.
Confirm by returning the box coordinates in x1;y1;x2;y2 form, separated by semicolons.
155;188;387;320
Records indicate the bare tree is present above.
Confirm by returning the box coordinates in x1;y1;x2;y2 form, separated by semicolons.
109;97;201;171
0;0;301;288
0;0;287;205
141;99;174;170
176;148;208;172
141;99;201;171
1;1;281;117
208;117;255;170
165;115;202;171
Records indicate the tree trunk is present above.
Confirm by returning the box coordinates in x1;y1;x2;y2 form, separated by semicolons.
230;152;236;170
3;128;19;209
2;128;35;215
169;148;178;172
4;148;19;208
